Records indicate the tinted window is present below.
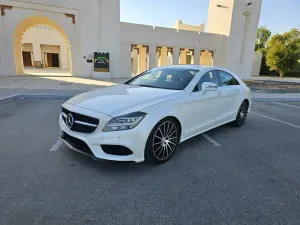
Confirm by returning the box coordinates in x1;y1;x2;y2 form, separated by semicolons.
194;70;219;92
218;71;240;86
126;68;199;90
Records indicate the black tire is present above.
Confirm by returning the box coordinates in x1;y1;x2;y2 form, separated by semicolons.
145;118;180;164
231;101;249;127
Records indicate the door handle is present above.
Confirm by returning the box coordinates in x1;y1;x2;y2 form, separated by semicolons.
217;91;223;96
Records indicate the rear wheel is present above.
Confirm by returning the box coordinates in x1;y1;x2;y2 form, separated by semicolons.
145;118;180;164
231;101;249;127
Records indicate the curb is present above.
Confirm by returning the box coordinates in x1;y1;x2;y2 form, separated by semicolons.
0;94;72;104
0;95;21;104
253;98;300;102
20;94;73;100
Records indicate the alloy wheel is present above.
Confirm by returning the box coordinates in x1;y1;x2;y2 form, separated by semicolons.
152;121;178;160
237;102;248;125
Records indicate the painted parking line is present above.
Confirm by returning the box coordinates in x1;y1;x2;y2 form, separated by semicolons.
201;133;222;147
272;102;300;110
250;111;300;129
50;139;64;152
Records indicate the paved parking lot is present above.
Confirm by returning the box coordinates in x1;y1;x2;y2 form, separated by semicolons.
1;99;300;225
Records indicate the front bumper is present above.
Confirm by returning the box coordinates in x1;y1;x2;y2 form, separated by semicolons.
59;112;148;163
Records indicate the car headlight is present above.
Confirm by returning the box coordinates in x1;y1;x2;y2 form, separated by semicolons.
103;112;147;132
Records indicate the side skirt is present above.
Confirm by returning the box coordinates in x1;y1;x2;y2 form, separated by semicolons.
179;118;235;144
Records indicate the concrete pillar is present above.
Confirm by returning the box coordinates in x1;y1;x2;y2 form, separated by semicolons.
44;53;48;66
146;53;150;70
32;43;41;61
149;45;156;69
167;52;173;65
194;48;201;65
160;47;168;66
68;48;73;74
32;43;42;67
30;52;34;67
191;55;195;64
179;49;187;64
130;48;138;75
139;45;147;73
137;50;140;74
60;45;69;69
173;47;180;65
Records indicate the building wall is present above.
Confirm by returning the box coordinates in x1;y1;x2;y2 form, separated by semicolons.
0;0;121;77
120;22;226;78
206;0;235;36
206;0;262;78
0;0;262;79
251;51;262;76
174;20;204;32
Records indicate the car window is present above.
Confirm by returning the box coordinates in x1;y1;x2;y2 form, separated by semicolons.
125;68;199;90
194;70;219;92
218;71;240;86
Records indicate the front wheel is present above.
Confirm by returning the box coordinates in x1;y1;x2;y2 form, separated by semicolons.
231;101;249;127
145;118;180;164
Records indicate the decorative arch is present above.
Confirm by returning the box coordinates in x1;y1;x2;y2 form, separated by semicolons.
130;44;149;76
13;15;72;74
179;48;195;65
200;50;214;66
156;46;173;66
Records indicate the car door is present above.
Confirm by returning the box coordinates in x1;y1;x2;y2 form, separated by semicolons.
189;70;224;135
217;70;243;119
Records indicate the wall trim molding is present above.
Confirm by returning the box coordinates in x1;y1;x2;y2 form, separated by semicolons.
65;13;75;25
0;0;78;15
0;5;13;17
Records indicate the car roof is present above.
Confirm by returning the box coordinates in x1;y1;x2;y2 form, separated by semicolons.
155;65;243;84
156;65;221;71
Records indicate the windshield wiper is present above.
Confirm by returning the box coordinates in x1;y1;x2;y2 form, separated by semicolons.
137;84;161;89
132;84;179;90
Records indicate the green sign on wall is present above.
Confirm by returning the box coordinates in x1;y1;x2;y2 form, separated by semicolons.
94;52;109;72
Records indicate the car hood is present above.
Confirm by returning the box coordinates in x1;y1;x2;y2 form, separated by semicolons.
66;84;183;117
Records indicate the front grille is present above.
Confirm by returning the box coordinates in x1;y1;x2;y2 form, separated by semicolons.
101;145;133;156
62;107;99;133
61;132;93;155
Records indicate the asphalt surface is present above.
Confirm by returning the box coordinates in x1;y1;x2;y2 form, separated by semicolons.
1;100;300;225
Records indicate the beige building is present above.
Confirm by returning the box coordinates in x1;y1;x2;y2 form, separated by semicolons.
174;20;205;32
0;0;262;79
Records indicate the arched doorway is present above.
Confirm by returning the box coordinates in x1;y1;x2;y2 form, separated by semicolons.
156;46;173;66
13;16;72;75
179;48;195;65
200;50;214;66
130;44;149;77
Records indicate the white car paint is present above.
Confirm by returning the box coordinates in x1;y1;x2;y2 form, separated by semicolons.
67;84;183;117
59;65;251;163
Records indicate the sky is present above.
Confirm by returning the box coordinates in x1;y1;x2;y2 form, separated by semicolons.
120;0;300;35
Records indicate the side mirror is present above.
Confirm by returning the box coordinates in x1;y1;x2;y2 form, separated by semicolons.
202;82;217;93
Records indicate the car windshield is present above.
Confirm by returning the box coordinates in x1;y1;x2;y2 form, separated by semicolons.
125;68;199;90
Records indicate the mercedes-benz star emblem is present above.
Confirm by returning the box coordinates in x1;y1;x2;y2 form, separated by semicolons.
66;113;74;129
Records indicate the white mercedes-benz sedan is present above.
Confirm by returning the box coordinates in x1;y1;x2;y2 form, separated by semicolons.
59;65;251;164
